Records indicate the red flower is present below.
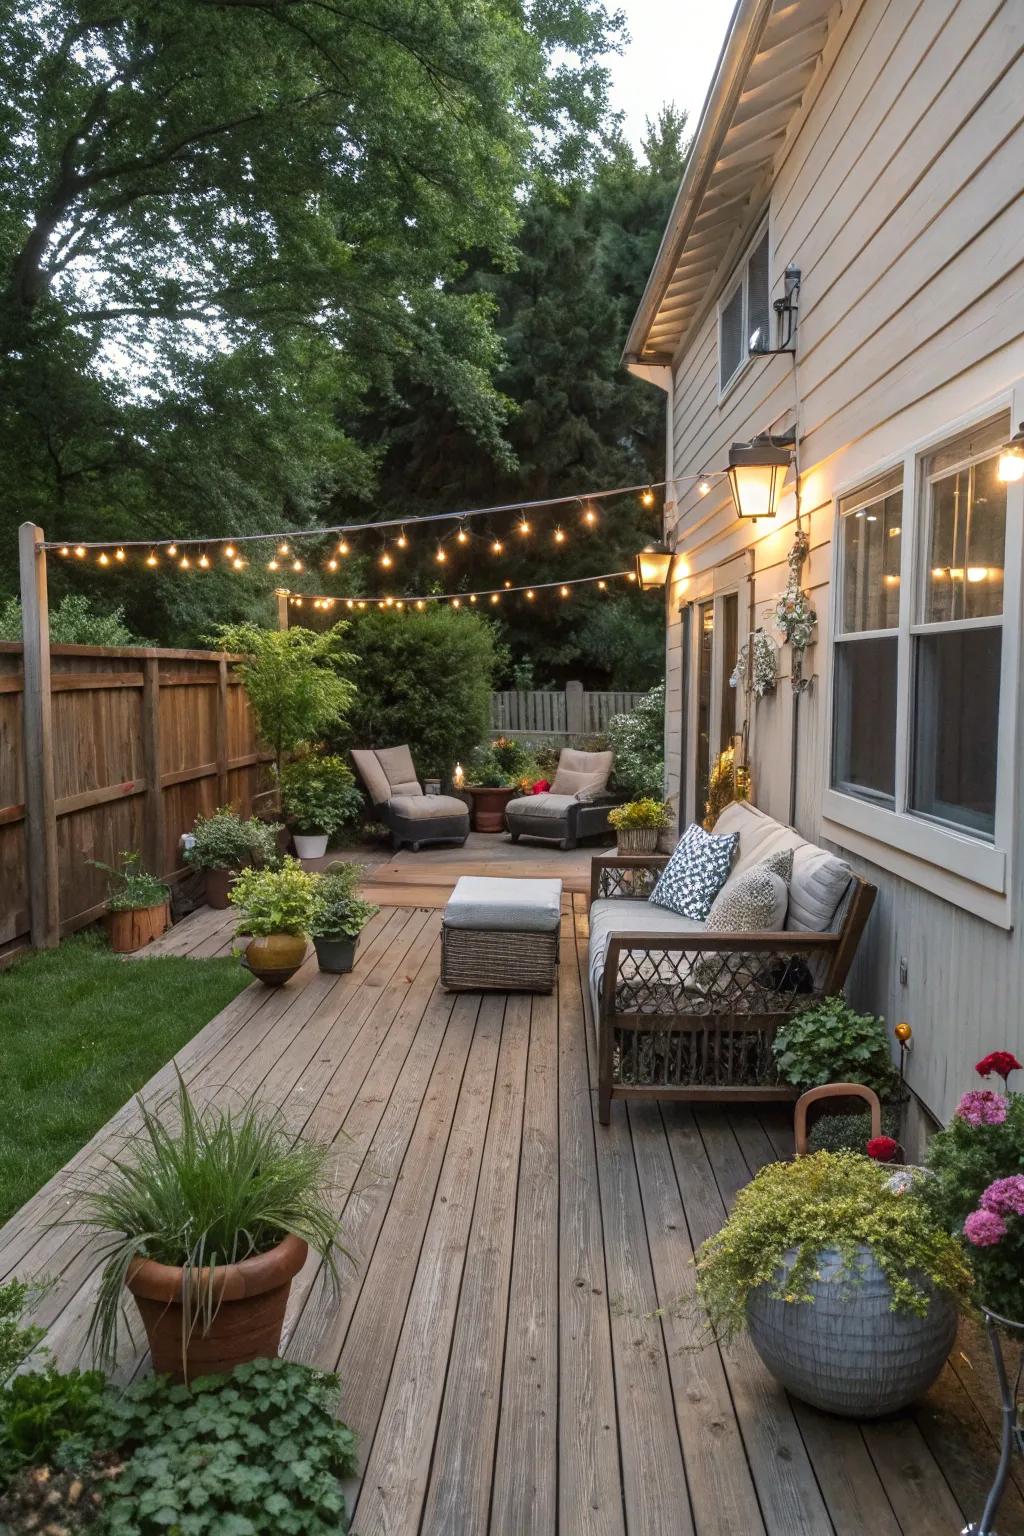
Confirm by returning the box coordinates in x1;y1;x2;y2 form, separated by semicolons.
866;1136;900;1163
975;1051;1023;1082
531;779;551;795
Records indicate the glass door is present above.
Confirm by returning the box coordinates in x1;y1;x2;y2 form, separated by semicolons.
695;601;714;821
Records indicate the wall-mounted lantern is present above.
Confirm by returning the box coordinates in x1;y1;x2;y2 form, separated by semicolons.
726;434;794;522
634;541;674;590
998;423;1024;483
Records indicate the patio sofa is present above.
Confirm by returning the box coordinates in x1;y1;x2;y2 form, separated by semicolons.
505;747;624;850
351;745;469;852
588;800;876;1122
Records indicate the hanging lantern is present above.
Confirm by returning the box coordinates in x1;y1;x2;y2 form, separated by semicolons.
998;422;1024;483
634;541;673;590
726;436;792;521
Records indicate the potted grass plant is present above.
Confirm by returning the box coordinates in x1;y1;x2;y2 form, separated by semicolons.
606;797;672;853
90;852;170;953
70;1073;346;1381
183;806;282;908
309;863;379;973
280;754;363;860
228;858;318;985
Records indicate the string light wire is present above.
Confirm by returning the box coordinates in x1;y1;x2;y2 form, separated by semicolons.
281;569;632;608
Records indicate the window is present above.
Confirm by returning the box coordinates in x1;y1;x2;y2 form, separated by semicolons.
695;601;714;817
719;228;770;391
719;592;739;751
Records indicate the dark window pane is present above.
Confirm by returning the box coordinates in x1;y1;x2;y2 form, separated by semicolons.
696;602;714;815
747;233;770;352
841;487;902;633
832;637;897;805
911;627;1000;836
720;285;743;387
719;593;739;751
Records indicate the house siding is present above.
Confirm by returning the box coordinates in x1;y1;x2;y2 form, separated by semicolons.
662;0;1024;1122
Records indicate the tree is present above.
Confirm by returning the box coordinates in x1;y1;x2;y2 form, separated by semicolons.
0;593;136;645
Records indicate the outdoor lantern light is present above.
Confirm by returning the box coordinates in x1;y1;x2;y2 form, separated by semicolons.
726;435;793;522
998;422;1024;483
634;541;673;590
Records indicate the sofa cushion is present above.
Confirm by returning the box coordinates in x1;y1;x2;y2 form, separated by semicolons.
551;747;613;797
649;823;738;920
388;793;468;822
351;748;391;807
375;744;420;797
706;863;788;934
445;875;562;933
712;801;852;934
587;897;705;1011
506;792;577;821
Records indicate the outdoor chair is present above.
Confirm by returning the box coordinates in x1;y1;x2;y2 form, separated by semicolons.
351;746;469;852
505;747;624;850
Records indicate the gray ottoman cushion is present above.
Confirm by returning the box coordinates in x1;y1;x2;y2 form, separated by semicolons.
444;876;562;933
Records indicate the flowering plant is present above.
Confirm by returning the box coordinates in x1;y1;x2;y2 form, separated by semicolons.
925;1049;1024;1321
866;1136;900;1163
530;779;551;795
730;628;778;699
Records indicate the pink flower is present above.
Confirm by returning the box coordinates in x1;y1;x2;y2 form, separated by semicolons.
975;1051;1023;1082
980;1176;1024;1218
964;1209;1008;1247
956;1089;1009;1127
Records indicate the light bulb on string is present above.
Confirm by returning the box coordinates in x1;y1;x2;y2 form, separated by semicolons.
267;558;279;572
456;526;469;545
380;551;392;569
490;593;500;605
504;580;512;589
167;544;177;557
641;487;655;508
582;502;597;526
74;546;86;558
337;540;350;556
357;600;366;610
232;557;245;571
469;593;477;604
415;600;425;610
59;545;70;557
327;558;338;572
598;579;607;590
491;539;503;555
98;552;109;566
626;571;637;582
698;477;711;497
395;600;404;610
146;552;158;568
554;528;566;544
525;589;535;601
451;597;461;608
198;553;210;569
278;542;290;556
292;559;303;573
378;601;385;610
560;585;570;598
396;530;408;549
346;600;354;610
180;555;190;570
294;597;302;608
224;545;235;560
435;546;447;564
385;597;394;608
517;519;530;536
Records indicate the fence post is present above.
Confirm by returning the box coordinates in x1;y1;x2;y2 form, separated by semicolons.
18;521;59;948
565;680;584;736
141;656;166;875
215;658;229;804
276;589;289;630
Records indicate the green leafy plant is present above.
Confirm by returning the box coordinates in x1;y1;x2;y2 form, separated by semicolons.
309;864;379;941
468;735;538;788
772;997;897;1096
606;683;665;797
228;858;318;937
66;1073;346;1367
0;1365;109;1484
607;797;671;831
808;1107;900;1155
0;1279;44;1388
183;806;281;872
88;853;168;913
0;594;137;646
99;1360;358;1534
695;1152;972;1344
279;754;363;837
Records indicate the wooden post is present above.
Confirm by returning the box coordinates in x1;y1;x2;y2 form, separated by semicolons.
565;679;584;737
141;656;166;874
276;589;289;630
215;658;229;804
18;522;59;947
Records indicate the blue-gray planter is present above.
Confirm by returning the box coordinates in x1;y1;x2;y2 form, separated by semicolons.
746;1243;958;1417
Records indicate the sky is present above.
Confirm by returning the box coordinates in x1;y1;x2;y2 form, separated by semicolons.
604;0;736;151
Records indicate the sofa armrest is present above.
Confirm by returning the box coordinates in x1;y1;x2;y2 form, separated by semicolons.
589;853;668;904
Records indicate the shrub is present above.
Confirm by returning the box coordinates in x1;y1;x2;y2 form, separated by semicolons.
695;1151;972;1344
67;1073;345;1367
339;606;499;777
183;806;281;871
309;864;379;941
0;1279;44;1389
468;735;538;788
807;1107;900;1155
0;594;137;646
772;997;896;1096
0;1365;109;1484
607;798;672;831
280;754;363;837
606;682;664;797
229;858;318;936
88;852;168;913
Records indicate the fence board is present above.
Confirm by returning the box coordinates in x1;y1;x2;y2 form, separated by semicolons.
0;644;272;966
490;686;641;740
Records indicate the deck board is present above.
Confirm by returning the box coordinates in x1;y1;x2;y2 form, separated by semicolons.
2;894;1020;1536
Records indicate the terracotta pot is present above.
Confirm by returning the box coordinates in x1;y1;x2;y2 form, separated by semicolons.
616;827;660;854
204;867;234;909
466;785;518;833
126;1232;308;1381
243;932;307;986
107;902;169;954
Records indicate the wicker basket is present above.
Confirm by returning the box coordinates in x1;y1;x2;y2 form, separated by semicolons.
615;827;660;854
441;925;559;992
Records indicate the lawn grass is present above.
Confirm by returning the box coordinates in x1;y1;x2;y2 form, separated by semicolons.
0;930;251;1226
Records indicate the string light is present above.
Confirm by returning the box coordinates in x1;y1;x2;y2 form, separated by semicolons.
452;597;461;608
233;557;245;570
698;478;711;497
491;539;503;554
598;579;607;590
292;558;303;573
284;570;631;610
436;546;447;564
167;544;177;557
59;545;70;557
198;553;210;569
415;600;425;610
327;558;338;572
518;519;530;536
146;552;158;568
560;584;570;597
469;594;477;604
338;540;350;556
641;487;655;508
267;558;279;572
457;526;469;545
582;503;597;526
278;542;290;556
525;588;535;600
554;528;566;544
180;555;190;570
504;579;512;588
380;551;393;569
396;530;408;549
224;545;236;560
75;546;86;558
98;552;109;566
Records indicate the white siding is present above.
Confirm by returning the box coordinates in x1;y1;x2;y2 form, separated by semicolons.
662;0;1024;1121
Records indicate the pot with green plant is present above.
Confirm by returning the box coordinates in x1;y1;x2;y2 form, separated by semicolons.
280;754;363;860
309;863;379;973
465;737;538;832
183;806;283;907
696;1151;971;1416
772;996;901;1145
228;858;317;985
606;797;672;854
89;852;170;953
69;1073;345;1382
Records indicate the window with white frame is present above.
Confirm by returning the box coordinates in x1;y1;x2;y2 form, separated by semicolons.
830;411;1011;845
719;228;770;392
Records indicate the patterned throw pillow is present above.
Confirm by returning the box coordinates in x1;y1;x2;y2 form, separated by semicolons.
706;864;788;933
759;847;794;883
649;823;738;920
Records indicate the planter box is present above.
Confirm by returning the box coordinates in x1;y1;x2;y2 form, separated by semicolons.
107;901;169;954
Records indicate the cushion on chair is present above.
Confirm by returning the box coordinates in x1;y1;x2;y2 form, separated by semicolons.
587;897;705;1013
705;863;788;934
374;744;421;797
351;748;391;807
551;747;614;797
387;794;468;822
712;800;852;933
648;823;738;921
445;876;562;933
506;792;577;821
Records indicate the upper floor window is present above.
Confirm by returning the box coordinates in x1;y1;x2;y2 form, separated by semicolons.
719;228;770;392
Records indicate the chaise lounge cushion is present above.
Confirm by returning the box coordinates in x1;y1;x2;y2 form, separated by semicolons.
351;748;392;807
373;744;421;797
388;794;469;822
551;747;614;797
507;792;578;821
712;801;852;933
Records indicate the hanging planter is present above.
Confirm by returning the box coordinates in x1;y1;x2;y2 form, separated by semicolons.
774;530;816;693
730;627;778;699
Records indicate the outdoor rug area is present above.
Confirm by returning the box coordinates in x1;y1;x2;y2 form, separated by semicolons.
0;896;1020;1536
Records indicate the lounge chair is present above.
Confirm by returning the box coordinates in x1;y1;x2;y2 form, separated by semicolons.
504;747;623;850
351;746;470;852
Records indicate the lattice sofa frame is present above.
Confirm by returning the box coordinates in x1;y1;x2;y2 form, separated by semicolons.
589;854;877;1124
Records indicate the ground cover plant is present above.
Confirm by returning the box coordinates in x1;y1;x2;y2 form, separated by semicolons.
0;933;249;1224
772;998;897;1097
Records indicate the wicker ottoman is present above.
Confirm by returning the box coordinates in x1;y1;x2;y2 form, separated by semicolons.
441;876;562;993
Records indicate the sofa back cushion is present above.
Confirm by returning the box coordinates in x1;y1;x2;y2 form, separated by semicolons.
551;747;613;798
713;800;852;934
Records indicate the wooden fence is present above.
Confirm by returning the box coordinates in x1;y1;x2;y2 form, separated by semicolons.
490;682;643;739
0;643;271;964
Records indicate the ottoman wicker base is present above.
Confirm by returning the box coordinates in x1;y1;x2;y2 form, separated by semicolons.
441;926;559;992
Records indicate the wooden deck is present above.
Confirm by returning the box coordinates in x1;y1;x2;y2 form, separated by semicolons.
1;886;1021;1535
